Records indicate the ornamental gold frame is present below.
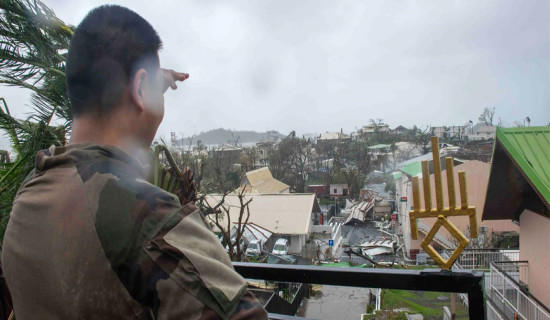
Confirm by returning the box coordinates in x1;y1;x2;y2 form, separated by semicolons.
409;137;477;270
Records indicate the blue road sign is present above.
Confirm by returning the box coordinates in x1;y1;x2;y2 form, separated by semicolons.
328;239;334;246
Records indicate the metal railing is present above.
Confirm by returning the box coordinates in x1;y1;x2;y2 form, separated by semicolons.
456;250;520;271
493;261;528;287
234;262;486;319
488;261;550;320
264;283;310;316
487;300;506;320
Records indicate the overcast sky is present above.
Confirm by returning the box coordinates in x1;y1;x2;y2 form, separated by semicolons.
1;0;549;148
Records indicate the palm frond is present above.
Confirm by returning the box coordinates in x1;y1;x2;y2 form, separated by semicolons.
151;145;197;205
0;0;73;122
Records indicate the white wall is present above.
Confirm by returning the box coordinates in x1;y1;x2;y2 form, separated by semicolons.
289;234;306;254
330;184;347;196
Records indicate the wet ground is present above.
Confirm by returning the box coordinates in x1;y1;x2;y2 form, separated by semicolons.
293;222;399;319
296;285;374;320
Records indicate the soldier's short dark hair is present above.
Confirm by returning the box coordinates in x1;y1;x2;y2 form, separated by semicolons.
66;5;163;118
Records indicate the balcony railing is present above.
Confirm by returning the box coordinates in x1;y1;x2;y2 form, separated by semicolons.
234;262;485;319
452;249;519;271
487;261;550;320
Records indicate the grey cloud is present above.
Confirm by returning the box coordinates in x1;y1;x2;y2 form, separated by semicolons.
2;0;548;149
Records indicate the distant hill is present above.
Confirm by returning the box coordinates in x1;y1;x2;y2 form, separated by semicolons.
178;128;285;146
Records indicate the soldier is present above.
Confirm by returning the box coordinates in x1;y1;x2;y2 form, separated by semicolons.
2;5;267;319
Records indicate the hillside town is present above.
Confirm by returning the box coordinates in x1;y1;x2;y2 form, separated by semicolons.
147;118;548;319
0;0;549;319
3;107;546;319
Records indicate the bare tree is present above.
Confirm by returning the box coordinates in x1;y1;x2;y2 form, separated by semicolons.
270;135;313;192
315;140;340;185
199;188;252;262
411;125;431;155
203;148;242;193
341;142;372;198
229;132;241;146
241;147;259;172
478;107;496;126
395;144;417;163
446;227;494;250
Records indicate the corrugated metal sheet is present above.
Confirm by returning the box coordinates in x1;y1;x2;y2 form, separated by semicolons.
497;127;550;205
237;167;290;194
400;161;423;177
360;239;394;248
232;223;273;243
362;247;393;256
399;156;463;178
206;193;318;235
367;144;391;149
392;171;403;181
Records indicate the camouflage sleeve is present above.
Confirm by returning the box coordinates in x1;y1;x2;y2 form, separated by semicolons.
144;207;268;319
93;176;266;319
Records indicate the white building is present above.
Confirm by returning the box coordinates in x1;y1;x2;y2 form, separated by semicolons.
430;125;465;139
205;193;321;254
318;131;349;142
329;184;349;197
362;123;390;134
465;123;497;141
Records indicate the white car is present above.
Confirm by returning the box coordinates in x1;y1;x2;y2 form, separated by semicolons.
272;238;288;256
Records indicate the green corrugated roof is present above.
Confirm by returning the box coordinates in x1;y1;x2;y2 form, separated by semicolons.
400;161;423;177
392;171;403;181
496;126;550;205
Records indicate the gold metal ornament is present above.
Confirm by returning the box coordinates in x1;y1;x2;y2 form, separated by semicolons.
409;137;477;270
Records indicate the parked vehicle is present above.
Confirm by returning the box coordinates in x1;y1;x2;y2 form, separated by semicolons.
272;238;289;256
246;239;263;257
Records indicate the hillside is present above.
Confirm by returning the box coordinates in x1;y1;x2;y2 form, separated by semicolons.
178;128;285;146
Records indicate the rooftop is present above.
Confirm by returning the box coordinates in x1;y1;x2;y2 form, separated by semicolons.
237;167;290;194
205;193;321;235
367;144;391;149
483;126;550;221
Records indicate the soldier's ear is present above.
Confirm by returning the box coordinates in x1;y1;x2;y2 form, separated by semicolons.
130;69;148;113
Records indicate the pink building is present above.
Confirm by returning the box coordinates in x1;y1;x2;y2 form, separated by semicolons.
398;158;519;258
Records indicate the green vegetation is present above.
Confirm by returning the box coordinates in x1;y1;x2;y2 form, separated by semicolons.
0;0;73;241
380;289;469;320
363;311;407;320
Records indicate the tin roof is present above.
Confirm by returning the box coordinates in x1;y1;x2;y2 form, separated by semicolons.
236;167;290;194
400;161;423;177
482;127;550;221
206;193;321;235
367;144;391;149
398;156;463;178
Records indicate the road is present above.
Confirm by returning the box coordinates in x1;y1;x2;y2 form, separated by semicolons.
297;285;374;320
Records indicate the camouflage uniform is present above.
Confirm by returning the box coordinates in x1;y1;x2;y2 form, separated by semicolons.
2;144;267;320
